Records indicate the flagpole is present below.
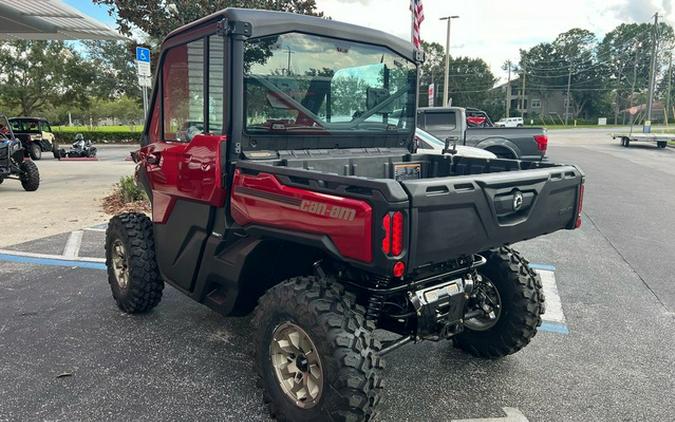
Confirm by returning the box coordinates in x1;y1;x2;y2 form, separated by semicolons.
410;0;415;45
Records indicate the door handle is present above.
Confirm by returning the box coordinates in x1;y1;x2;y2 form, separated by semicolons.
145;152;160;165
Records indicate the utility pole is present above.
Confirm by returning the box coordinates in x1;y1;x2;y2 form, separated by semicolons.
666;52;673;126
564;67;572;126
505;60;512;118
646;12;659;125
630;44;640;110
440;15;459;107
520;63;527;118
286;47;294;75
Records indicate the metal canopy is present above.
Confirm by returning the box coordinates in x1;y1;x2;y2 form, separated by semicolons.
0;0;126;40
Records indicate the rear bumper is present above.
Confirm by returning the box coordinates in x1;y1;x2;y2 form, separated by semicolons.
520;154;546;161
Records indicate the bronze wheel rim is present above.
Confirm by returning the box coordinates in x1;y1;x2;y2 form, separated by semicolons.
111;239;129;290
269;322;323;409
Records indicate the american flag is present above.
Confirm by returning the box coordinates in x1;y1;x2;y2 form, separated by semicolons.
410;0;424;48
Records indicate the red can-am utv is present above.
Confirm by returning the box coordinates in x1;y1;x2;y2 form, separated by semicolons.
105;9;584;421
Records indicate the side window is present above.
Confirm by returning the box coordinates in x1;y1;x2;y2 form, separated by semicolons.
163;39;204;142
208;35;225;133
40;121;52;132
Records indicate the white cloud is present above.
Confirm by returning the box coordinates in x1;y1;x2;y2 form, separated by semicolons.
317;0;674;83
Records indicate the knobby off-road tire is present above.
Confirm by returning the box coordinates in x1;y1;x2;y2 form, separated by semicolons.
454;246;545;358
252;276;384;422
29;143;42;160
105;213;164;313
19;160;39;191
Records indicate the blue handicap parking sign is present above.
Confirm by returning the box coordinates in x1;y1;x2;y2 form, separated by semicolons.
136;47;150;63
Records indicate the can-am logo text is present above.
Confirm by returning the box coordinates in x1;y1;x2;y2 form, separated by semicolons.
300;200;356;221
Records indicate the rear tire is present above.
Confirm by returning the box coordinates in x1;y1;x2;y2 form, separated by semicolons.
657;141;667;149
454;246;544;358
252;276;384;422
623;137;630;147
19;160;40;191
105;213;164;313
29;143;41;160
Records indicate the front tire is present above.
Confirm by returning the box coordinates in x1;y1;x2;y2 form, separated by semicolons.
252;276;384;421
29;143;42;160
454;246;545;358
105;213;164;313
19;160;40;191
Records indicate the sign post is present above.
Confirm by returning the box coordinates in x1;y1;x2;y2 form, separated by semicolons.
135;47;151;119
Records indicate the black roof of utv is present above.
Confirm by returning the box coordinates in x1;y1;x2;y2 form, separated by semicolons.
164;8;419;63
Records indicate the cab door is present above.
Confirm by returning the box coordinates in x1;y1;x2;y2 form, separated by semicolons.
139;33;227;292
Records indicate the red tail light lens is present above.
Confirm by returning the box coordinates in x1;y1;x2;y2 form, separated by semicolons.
381;213;391;254
534;134;548;152
575;183;584;228
391;211;403;255
392;261;405;278
382;211;404;256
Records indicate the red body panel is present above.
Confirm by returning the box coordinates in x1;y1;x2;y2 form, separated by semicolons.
141;133;226;223
230;169;373;263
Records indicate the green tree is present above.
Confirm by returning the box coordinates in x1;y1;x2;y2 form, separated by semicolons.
82;40;141;99
418;41;495;108
0;40;95;116
599;23;674;123
93;0;323;43
521;28;605;120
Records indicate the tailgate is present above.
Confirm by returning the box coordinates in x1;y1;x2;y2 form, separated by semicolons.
401;166;583;269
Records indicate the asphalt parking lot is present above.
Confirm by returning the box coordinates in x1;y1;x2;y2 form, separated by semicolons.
1;129;675;421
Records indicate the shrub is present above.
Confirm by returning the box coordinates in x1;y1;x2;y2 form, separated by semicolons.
102;176;150;215
118;175;146;202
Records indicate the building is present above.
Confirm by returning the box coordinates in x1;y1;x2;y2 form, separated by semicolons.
494;77;569;122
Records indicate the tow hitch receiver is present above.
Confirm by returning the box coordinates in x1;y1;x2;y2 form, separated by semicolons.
409;275;474;340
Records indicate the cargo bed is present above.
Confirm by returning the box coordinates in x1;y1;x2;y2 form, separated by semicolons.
238;150;584;272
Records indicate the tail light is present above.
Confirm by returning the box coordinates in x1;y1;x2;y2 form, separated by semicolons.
381;214;391;254
381;211;404;256
575;183;584;228
534;134;548;153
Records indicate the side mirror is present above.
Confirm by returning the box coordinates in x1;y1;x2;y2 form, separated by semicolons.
443;135;459;155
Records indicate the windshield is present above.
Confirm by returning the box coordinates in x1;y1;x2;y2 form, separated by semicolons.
9;119;40;133
244;33;416;135
415;129;444;149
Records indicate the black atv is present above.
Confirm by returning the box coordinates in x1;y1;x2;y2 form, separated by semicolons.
53;133;97;159
0;115;40;191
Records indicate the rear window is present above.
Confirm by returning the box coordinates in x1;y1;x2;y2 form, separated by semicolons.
423;112;456;131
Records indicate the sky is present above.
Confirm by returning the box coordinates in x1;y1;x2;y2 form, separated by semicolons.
64;0;675;83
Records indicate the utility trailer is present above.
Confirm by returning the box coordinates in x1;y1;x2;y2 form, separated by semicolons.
611;132;673;149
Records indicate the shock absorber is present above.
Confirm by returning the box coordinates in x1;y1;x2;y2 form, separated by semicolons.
366;275;391;321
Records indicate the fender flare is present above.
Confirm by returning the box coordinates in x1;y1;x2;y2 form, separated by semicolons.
475;137;521;158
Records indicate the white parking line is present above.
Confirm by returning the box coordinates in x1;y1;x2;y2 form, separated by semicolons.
62;230;84;258
83;227;107;233
452;407;529;422
529;264;569;334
